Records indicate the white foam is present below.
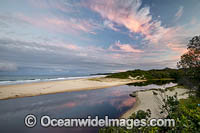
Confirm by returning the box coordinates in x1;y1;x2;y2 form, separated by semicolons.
0;75;106;85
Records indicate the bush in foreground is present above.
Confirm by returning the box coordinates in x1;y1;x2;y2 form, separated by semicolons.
99;95;200;132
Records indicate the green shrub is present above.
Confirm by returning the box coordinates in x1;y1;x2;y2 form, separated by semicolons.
99;95;200;132
106;68;182;80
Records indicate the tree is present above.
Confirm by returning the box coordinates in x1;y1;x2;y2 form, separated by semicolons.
177;35;200;68
177;35;200;96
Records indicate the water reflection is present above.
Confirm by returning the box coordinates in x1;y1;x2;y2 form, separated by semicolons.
0;81;176;133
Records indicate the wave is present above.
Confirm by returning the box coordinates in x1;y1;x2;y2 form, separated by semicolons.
0;75;106;85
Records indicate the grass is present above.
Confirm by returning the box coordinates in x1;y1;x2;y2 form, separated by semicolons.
88;78;102;82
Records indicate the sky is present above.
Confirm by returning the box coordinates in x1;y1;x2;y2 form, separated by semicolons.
0;0;200;76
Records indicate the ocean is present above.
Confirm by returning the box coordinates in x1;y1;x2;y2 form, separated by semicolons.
0;75;106;85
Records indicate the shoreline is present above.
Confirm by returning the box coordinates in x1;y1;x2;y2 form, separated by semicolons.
121;86;189;119
120;92;140;119
0;77;145;100
0;75;107;86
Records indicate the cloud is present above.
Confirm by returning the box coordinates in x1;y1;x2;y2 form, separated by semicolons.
86;0;170;44
109;41;143;53
1;0;199;74
29;0;79;13
16;14;98;34
0;37;153;75
0;62;18;72
0;36;182;74
167;42;187;55
103;20;119;31
86;0;149;32
84;0;190;59
175;6;184;20
0;37;128;73
64;44;81;51
0;37;82;54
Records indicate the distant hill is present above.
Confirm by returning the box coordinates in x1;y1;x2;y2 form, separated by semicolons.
106;68;183;80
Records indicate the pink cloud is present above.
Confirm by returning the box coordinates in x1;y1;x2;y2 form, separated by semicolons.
86;0;170;44
43;18;97;34
86;0;147;32
65;44;81;50
113;69;128;72
17;14;98;34
34;39;81;51
85;0;190;53
84;0;190;62
111;53;122;59
167;43;187;55
170;55;181;61
109;41;143;53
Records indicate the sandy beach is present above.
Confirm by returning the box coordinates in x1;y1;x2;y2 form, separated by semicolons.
121;86;189;118
0;77;144;100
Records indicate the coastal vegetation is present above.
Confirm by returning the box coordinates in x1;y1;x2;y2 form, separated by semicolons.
127;79;176;86
106;68;182;80
100;35;200;132
100;93;200;132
